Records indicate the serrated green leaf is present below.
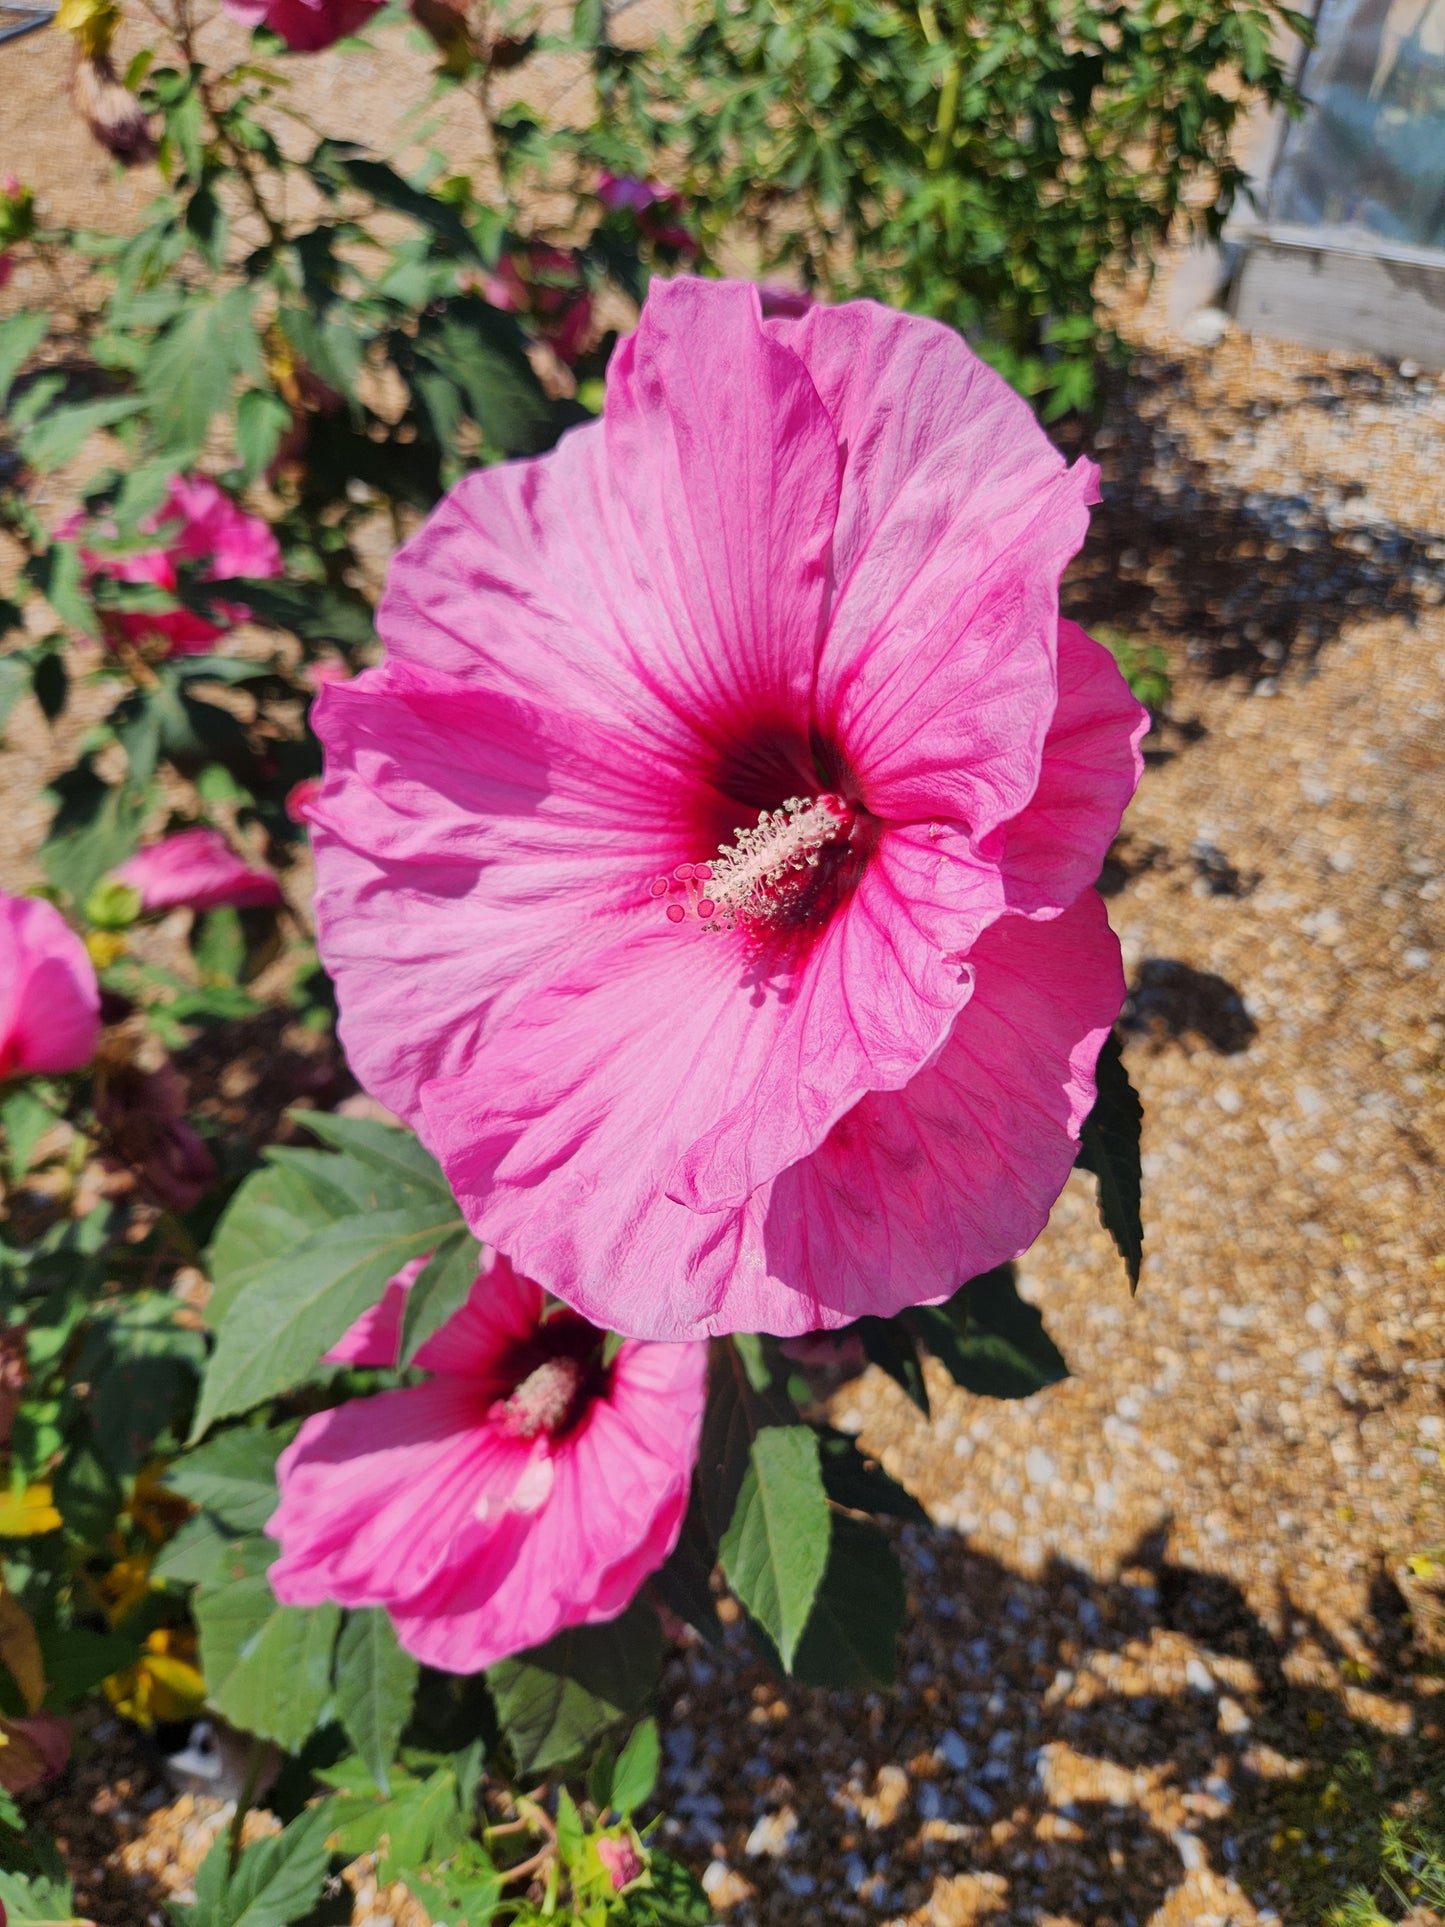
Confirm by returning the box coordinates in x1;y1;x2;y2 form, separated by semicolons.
143;285;261;457
19;394;147;474
487;1601;661;1776
192;1207;460;1436
718;1425;830;1671
234;387;292;483
153;1510;234;1585
287;1111;452;1202
908;1262;1068;1401
167;1424;297;1533
179;1798;333;1927
0;1868;80;1925
1076;1028;1143;1289
334;1609;418;1796
205;1159;353;1329
193;1535;339;1752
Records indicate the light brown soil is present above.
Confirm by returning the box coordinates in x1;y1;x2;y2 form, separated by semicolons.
3;22;1444;1918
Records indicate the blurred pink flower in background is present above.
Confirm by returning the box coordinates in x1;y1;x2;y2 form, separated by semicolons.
268;1252;707;1671
223;0;381;50
482;245;593;365
0;890;100;1080
311;278;1146;1340
66;474;281;658
113;828;283;914
0;1713;71;1794
96;1055;217;1214
597;172;695;254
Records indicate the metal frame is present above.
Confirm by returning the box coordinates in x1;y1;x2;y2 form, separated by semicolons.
0;3;56;45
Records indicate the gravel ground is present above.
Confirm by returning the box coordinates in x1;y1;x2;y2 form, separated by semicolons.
1;42;1443;1911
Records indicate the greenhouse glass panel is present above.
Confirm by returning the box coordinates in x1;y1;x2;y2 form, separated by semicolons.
1268;0;1445;251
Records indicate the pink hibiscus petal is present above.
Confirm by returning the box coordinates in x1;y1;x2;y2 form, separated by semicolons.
0;892;100;1080
995;619;1149;913
763;890;1125;1322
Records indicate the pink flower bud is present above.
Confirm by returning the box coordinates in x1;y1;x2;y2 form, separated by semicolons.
596;1836;645;1892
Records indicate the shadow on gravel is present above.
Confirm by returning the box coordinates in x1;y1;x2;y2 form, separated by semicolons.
665;1525;1444;1926
1122;958;1258;1055
1059;358;1445;684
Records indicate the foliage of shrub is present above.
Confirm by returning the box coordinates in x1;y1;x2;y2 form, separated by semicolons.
581;0;1310;415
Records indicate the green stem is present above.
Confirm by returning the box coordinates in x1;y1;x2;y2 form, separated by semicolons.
227;1734;269;1873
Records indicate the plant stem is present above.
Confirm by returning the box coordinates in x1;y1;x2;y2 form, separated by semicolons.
227;1734;268;1873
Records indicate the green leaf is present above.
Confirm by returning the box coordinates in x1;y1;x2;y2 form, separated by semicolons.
412;299;557;458
609;1716;660;1815
178;1799;334;1927
397;1230;478;1366
630;1852;714;1925
554;1783;583;1865
649;1492;723;1647
334;1609;418;1796
0;312;47;412
1076;1028;1143;1289
853;1315;930;1414
192;1207;459;1436
718;1425;830;1671
38;1626;141;1708
19;395;147;474
24;544;98;639
908;1264;1068;1401
143;285;261;458
79;1295;206;1476
40;760;150;909
193;1535;340;1752
206;1158;355;1329
167;1424;297;1533
287;1111;452;1204
695;1338;796;1544
2;1089;56;1178
781;1513;904;1690
234;388;292;483
0;652;31;737
487;1600;662;1776
153;1510;234;1585
199;577;375;651
0;1869;80;1925
392;1844;501;1927
817;1428;928;1524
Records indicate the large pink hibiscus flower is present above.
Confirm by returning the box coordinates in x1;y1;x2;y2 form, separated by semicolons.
311;278;1147;1340
267;1253;706;1673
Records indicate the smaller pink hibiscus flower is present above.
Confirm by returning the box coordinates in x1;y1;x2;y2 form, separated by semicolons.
0;890;100;1081
67;474;281;659
268;1253;707;1673
113;828;282;915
